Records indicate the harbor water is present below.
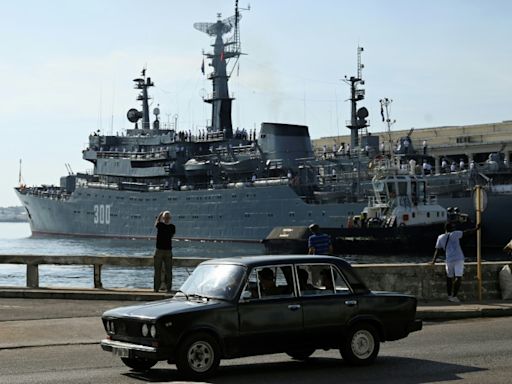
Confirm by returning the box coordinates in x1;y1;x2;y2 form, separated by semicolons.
0;222;507;290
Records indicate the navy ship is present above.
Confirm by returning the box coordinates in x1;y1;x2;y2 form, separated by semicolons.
15;3;365;243
14;2;512;248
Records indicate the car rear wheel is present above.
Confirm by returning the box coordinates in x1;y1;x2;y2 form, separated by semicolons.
176;332;221;379
286;348;316;361
340;323;380;366
120;356;157;371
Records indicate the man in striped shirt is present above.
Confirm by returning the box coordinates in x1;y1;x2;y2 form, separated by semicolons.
308;224;333;255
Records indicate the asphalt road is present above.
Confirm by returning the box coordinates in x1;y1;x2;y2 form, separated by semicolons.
1;299;512;383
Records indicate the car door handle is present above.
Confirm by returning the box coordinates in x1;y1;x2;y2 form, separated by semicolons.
344;300;358;306
288;304;301;311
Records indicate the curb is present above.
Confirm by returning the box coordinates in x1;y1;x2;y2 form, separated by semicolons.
0;287;170;301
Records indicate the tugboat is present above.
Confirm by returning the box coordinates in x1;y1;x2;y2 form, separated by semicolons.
263;158;470;255
332;157;470;253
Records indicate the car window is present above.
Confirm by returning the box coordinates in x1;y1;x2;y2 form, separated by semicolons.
296;264;351;296
240;265;295;300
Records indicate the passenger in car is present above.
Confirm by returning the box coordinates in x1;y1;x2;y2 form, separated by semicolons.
320;269;335;292
258;268;288;296
297;268;318;295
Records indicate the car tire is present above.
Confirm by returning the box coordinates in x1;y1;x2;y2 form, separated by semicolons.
176;332;221;379
340;323;380;366
286;348;316;361
120;356;157;371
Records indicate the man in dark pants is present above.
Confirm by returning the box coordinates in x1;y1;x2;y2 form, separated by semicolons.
154;211;176;292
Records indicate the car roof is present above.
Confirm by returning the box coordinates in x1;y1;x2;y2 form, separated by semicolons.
201;255;352;269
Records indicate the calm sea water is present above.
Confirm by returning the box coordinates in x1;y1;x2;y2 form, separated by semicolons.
0;222;506;289
0;222;266;289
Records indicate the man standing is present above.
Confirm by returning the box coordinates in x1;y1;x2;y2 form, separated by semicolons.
431;222;479;302
154;211;175;293
308;224;333;255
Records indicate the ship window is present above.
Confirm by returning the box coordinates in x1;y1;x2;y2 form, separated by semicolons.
289;212;295;217
268;213;274;217
427;212;430;218
442;211;445;217
398;182;407;196
412;212;415;218
437;212;440;217
186;197;191;201
245;213;251;218
308;212;312;216
232;194;237;198
322;211;326;216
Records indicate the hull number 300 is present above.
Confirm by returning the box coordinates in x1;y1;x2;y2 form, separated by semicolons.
94;204;111;224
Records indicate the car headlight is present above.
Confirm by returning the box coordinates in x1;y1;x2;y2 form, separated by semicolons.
106;320;115;333
142;323;149;337
150;325;157;338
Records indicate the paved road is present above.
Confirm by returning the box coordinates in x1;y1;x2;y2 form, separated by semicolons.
1;299;512;383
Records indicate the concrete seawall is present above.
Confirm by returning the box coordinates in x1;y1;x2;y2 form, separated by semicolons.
355;262;510;301
0;255;509;301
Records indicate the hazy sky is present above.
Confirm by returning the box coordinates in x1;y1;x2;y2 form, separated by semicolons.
2;0;511;206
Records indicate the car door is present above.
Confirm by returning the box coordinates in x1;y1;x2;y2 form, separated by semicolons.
237;264;303;355
298;263;359;349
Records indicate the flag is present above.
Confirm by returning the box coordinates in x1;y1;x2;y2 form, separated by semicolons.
380;104;385;122
201;58;205;75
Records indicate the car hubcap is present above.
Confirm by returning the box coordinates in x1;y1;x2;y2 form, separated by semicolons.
187;341;214;372
351;329;374;359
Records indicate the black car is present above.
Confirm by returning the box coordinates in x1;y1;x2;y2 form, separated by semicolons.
100;255;422;379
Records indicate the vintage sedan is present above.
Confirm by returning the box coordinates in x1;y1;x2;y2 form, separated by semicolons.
100;255;422;379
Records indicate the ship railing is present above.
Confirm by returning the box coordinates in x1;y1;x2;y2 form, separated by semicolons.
0;254;208;289
96;150;168;160
85;182;119;190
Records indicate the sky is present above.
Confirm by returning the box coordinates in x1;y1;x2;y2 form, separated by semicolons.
1;0;511;206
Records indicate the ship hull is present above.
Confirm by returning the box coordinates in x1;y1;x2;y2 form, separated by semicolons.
15;185;363;243
15;187;512;248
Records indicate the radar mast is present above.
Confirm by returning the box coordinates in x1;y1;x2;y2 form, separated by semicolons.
194;0;249;139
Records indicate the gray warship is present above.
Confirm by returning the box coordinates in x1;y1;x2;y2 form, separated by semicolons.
14;3;512;248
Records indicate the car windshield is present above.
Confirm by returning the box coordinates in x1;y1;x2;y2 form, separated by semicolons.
179;264;246;301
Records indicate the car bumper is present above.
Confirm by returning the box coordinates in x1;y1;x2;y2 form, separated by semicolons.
101;339;166;360
408;319;423;333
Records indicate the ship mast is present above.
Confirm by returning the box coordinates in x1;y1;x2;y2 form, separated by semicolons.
344;46;368;148
194;1;248;139
126;68;154;130
379;97;396;156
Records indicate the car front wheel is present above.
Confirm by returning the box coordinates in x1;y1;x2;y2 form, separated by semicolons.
340;323;380;366
120;356;157;371
176;332;221;379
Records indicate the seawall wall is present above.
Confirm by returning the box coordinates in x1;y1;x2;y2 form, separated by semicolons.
354;262;509;301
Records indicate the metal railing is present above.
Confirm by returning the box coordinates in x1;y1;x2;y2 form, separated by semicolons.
0;255;208;289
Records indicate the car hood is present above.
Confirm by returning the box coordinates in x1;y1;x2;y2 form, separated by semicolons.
102;298;227;320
